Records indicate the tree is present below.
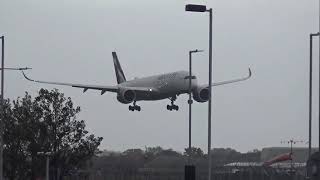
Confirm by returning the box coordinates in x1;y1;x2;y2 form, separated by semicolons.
3;89;103;179
145;146;163;160
159;148;181;157
184;147;205;158
123;149;144;157
3;99;31;179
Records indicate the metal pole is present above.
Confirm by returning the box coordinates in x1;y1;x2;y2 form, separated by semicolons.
207;8;213;180
0;35;4;180
309;34;313;159
318;36;320;152
290;140;293;175
46;155;49;180
0;37;29;180
187;50;203;165
189;51;192;155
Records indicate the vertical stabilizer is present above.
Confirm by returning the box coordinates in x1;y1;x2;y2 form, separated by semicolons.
112;52;126;84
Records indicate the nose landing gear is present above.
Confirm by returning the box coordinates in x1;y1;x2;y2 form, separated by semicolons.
129;101;141;111
167;96;179;111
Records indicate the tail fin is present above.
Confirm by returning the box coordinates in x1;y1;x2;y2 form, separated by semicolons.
112;52;126;84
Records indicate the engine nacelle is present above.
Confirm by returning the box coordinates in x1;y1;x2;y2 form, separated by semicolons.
117;88;136;104
193;86;210;103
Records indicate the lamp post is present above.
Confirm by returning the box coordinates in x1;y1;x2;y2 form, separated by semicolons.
185;49;203;180
188;49;204;161
0;35;4;180
309;33;320;159
185;4;213;180
0;36;31;180
281;139;304;175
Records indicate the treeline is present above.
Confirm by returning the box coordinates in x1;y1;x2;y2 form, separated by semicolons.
90;147;261;172
2;89;102;180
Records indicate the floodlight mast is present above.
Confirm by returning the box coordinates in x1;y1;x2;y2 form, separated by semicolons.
0;35;4;180
0;36;31;180
309;32;320;159
186;4;213;180
188;49;204;164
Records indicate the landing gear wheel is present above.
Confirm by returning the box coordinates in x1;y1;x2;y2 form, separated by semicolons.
135;106;141;111
129;101;141;112
166;96;178;111
166;105;179;111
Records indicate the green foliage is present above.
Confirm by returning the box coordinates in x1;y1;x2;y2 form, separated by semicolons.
2;89;103;179
159;148;182;157
123;149;144;156
145;146;163;156
91;147;262;174
144;146;164;161
184;147;205;158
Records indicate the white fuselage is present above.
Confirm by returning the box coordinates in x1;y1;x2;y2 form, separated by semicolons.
118;71;198;101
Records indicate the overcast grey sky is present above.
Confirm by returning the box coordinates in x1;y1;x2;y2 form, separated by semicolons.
0;0;319;153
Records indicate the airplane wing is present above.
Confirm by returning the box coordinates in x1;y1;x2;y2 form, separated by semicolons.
212;68;252;87
21;71;156;94
21;70;118;93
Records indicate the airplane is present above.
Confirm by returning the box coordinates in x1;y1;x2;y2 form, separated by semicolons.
21;52;252;112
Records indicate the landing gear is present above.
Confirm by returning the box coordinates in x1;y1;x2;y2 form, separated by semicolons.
129;101;141;112
167;96;179;111
167;104;179;111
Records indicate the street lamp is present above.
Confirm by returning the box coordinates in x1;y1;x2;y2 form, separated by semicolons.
309;33;320;160
188;49;204;154
185;49;204;180
37;152;53;180
0;36;31;180
317;32;320;153
0;35;3;180
186;4;213;180
281;139;304;175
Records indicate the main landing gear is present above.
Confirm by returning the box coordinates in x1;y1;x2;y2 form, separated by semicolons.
129;101;141;111
167;96;179;111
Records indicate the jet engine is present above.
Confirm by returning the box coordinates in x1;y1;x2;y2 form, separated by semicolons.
193;86;209;103
117;88;136;104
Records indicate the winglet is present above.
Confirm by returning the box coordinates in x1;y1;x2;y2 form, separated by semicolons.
212;67;252;87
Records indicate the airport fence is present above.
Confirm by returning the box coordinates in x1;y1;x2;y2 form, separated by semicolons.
62;167;307;180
